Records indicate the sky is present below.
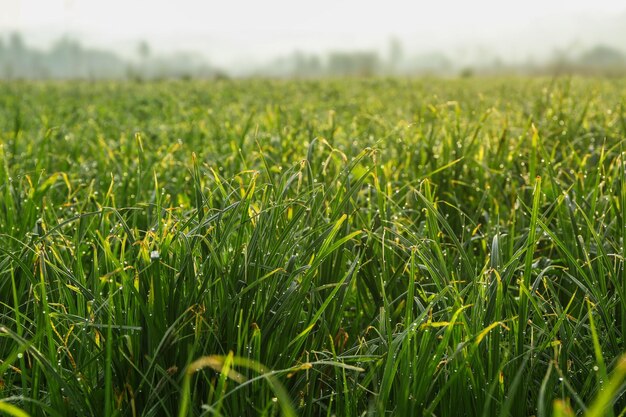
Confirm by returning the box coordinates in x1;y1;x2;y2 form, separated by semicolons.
1;0;626;67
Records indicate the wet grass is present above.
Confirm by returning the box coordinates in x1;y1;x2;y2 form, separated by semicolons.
1;77;626;416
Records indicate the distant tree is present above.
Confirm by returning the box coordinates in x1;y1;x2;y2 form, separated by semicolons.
0;32;217;80
291;51;322;77
136;40;151;78
459;67;474;78
5;33;28;78
138;41;151;60
327;51;380;76
578;45;625;67
9;32;25;53
0;37;5;78
50;37;84;78
388;37;404;72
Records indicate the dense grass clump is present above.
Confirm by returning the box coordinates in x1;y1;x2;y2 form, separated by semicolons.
1;77;626;416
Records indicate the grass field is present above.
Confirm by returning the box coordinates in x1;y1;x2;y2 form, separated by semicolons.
1;77;626;416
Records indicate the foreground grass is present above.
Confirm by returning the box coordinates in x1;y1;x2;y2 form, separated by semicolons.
0;77;626;416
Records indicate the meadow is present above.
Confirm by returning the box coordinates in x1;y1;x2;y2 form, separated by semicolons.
1;77;626;416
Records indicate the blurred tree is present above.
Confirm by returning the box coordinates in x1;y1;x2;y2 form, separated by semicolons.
9;32;25;53
0;37;5;78
388;37;404;72
136;41;152;79
5;33;27;78
0;33;212;80
50;38;84;78
138;41;151;60
292;51;322;77
578;45;625;67
328;51;380;76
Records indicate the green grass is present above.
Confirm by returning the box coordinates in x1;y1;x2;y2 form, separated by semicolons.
0;77;626;416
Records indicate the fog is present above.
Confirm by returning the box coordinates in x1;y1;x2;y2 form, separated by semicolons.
1;0;626;78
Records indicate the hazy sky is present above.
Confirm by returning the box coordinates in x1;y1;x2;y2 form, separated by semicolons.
2;0;626;66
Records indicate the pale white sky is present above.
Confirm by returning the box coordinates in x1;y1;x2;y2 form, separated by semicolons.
1;0;625;67
2;0;624;34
